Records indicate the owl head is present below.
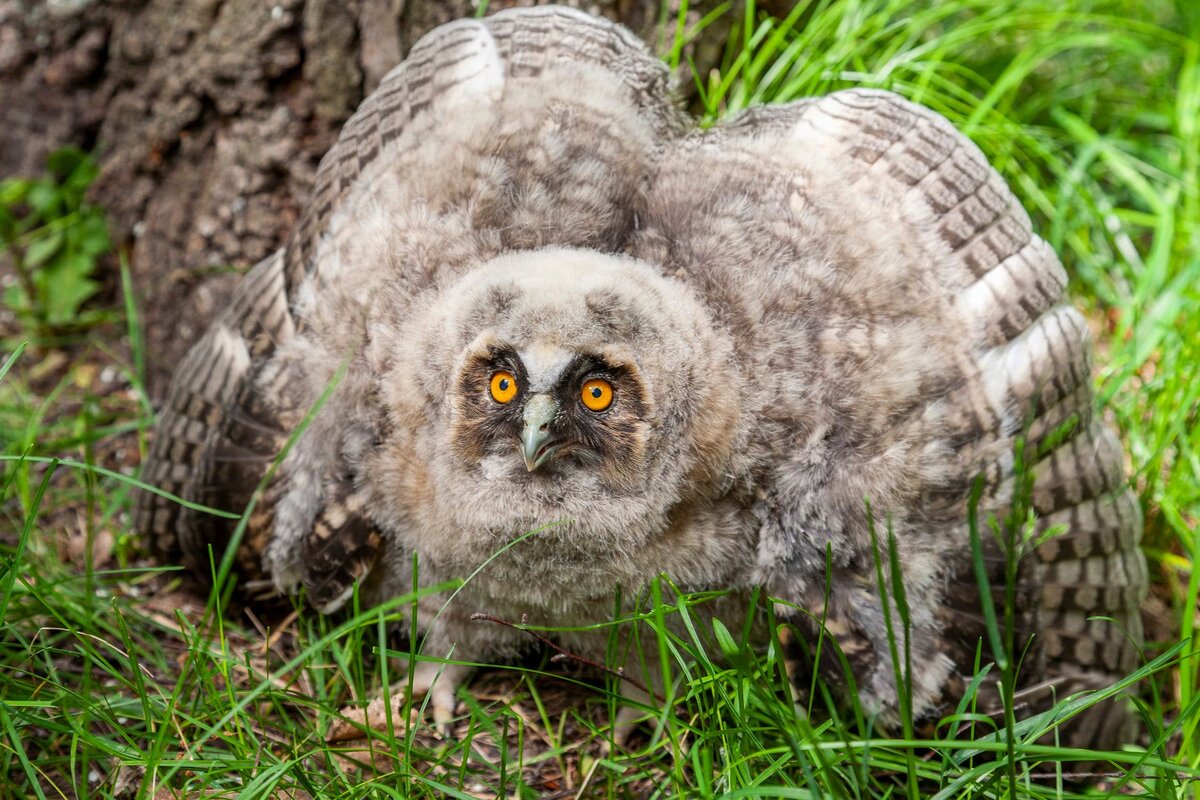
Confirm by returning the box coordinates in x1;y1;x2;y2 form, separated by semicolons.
368;248;743;570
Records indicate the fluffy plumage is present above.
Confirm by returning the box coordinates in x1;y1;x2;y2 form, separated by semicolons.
137;5;1146;750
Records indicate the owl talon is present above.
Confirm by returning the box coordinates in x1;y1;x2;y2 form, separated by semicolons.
432;696;456;739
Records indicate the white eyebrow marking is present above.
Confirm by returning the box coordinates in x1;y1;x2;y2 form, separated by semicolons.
518;343;574;392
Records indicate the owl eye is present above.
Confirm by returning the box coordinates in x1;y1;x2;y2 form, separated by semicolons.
580;378;614;412
489;371;518;404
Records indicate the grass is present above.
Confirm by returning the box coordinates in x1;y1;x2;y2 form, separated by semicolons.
2;0;1199;796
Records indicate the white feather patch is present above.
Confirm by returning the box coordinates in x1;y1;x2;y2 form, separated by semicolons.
519;343;574;392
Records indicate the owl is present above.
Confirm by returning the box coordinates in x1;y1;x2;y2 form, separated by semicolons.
136;5;1147;750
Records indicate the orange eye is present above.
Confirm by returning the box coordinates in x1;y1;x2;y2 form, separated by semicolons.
580;378;613;412
489;371;518;404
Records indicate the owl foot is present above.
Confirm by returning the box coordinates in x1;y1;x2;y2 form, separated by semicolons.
326;660;472;744
408;660;472;736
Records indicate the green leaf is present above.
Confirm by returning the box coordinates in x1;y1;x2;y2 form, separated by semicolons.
45;278;100;326
24;181;60;218
22;229;64;269
2;149;107;331
712;617;740;661
72;213;110;257
2;283;29;314
0;205;15;240
0;178;31;207
37;251;99;324
46;146;87;180
66;159;100;196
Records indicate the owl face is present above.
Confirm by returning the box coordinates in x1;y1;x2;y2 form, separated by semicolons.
373;248;743;561
449;338;653;489
443;251;669;496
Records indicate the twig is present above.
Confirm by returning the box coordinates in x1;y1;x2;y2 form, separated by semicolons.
469;612;659;700
1025;771;1145;780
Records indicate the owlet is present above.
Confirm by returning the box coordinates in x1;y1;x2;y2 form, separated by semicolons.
137;5;1146;749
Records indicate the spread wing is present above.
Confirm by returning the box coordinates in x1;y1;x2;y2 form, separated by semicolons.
632;89;1145;749
135;251;294;586
137;6;679;610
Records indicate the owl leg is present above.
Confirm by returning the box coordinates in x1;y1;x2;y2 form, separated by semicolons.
772;576;959;728
405;659;472;736
603;639;679;752
611;683;653;750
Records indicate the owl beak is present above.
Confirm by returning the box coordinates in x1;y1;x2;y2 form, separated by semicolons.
521;393;560;472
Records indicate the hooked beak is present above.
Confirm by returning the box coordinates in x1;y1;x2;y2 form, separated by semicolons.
521;393;561;472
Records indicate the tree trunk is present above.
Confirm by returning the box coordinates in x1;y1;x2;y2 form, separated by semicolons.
0;0;728;391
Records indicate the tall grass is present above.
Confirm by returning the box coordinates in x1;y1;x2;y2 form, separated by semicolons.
1;0;1198;797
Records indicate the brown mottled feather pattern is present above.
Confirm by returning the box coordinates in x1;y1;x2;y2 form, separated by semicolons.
302;478;382;613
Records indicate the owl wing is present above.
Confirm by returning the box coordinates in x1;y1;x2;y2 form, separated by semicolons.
137;7;678;610
282;5;680;299
135;251;294;586
633;90;1145;748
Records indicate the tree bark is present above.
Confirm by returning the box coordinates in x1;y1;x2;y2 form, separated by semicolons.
0;0;728;390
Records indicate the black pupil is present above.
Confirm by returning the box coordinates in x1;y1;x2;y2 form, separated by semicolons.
499;378;510;391
590;386;602;398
